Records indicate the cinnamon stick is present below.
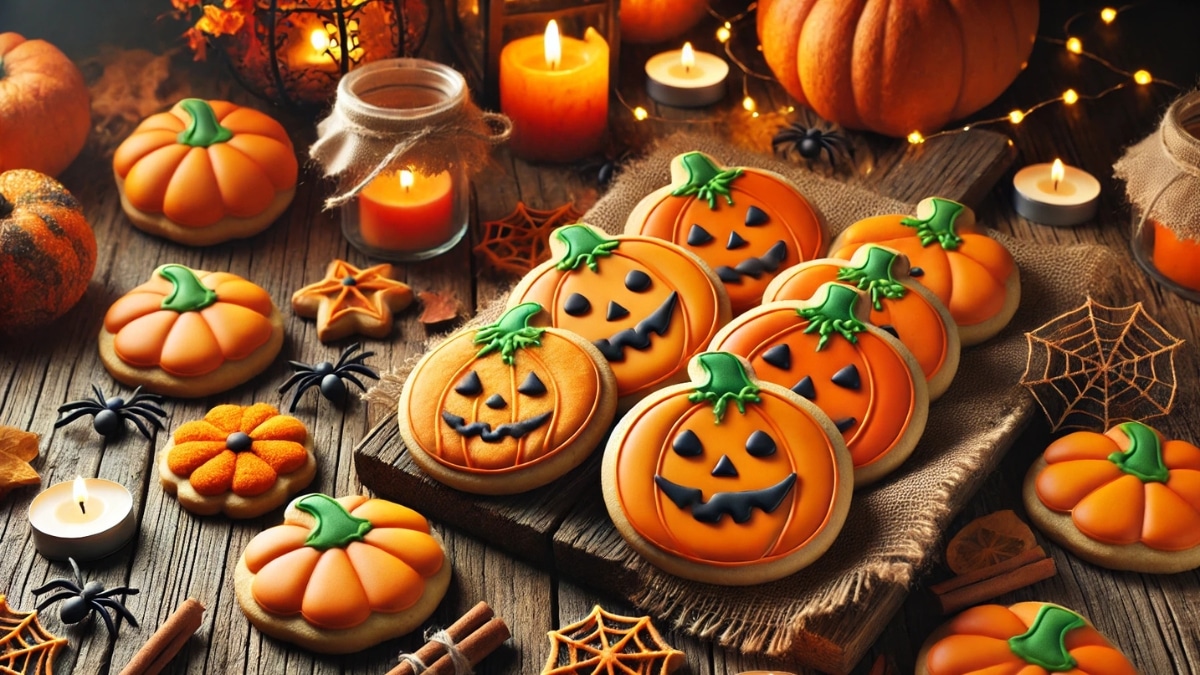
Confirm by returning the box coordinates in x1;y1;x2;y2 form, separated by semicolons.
419;616;510;675
119;598;205;675
929;546;1047;596
386;601;501;675
936;557;1058;614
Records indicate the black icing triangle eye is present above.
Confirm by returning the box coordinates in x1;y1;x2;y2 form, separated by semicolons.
607;301;630;321
831;364;861;390
517;372;547;396
564;293;591;316
745;430;776;457
672;429;703;457
624;270;652;292
687;224;714;246
711;455;739;477
835;416;857;433
485;393;507;409
455;371;483;396
791;375;815;400
726;231;749;250
745;205;769;226
762;344;791;370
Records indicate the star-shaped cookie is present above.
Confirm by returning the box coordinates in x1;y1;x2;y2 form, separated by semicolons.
291;260;414;342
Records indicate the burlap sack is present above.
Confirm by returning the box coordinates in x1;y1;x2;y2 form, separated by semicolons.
1114;90;1200;240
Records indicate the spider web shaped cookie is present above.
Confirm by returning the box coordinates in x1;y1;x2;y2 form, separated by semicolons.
1021;298;1183;431
0;595;67;675
545;606;684;675
474;202;583;276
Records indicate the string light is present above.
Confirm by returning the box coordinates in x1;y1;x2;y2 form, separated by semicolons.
1134;69;1152;85
1008;110;1025;124
1062;88;1080;105
1066;37;1083;54
633;106;649;121
1101;7;1118;23
907;131;925;145
716;23;731;43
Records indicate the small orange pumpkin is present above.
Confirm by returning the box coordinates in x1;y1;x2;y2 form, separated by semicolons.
621;0;714;44
831;197;1019;346
0;33;91;177
918;602;1136;675
0;169;96;335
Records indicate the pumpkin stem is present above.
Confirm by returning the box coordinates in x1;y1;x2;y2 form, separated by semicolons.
1108;421;1170;483
899;197;966;250
688;352;762;424
1007;605;1086;671
176;99;233;148
296;494;373;551
835;246;907;311
554;224;620;272
474;302;546;365
158;264;218;313
671;152;744;209
797;284;867;351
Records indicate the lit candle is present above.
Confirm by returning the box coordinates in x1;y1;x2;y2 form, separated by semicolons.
28;477;136;561
499;21;609;163
645;41;729;107
358;169;456;252
1012;158;1100;226
290;27;339;70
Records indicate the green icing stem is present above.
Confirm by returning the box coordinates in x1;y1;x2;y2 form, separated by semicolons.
798;284;867;351
687;352;762;423
554;225;620;272
297;494;373;551
1109;421;1170;483
474;302;546;365
835;246;907;311
899;197;966;250
1007;605;1086;671
670;152;744;209
176;99;233;147
158;265;218;313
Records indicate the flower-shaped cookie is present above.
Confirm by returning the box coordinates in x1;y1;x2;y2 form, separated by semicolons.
159;403;316;518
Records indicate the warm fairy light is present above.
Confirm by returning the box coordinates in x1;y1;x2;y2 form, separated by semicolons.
1100;7;1117;24
633;106;648;121
907;131;925;145
742;96;756;112
681;42;695;72
73;476;88;514
1063;88;1079;105
1009;110;1025;124
1134;69;1152;85
309;28;330;53
716;25;731;43
1051;159;1065;191
1066;37;1083;54
399;170;414;191
544;20;561;69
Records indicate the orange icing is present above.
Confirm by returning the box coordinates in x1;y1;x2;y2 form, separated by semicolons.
291;260;414;339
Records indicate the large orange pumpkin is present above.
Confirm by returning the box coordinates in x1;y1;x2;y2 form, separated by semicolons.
620;0;711;44
757;0;1039;137
0;33;91;177
0;169;96;335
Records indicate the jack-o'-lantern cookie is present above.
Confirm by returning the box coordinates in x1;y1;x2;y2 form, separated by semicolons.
234;493;450;654
508;223;731;408
763;244;960;400
916;602;1137;675
99;264;284;398
830;197;1019;346
399;302;618;495
159;403;316;518
709;283;928;486
625;151;825;314
1023;421;1200;573
601;351;852;585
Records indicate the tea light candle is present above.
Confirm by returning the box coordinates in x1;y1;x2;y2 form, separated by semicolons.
500;21;609;163
28;477;136;561
645;42;729;107
1012;159;1100;227
358;169;456;252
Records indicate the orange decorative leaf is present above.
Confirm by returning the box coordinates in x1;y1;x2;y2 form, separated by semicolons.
0;594;67;675
946;510;1036;575
417;290;462;326
0;426;40;501
474;202;584;276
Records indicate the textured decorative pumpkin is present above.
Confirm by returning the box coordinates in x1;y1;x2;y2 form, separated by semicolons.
709;283;927;486
400;302;618;495
99;264;284;398
831;197;1019;346
620;0;711;44
763;244;960;399
626;151;825;315
0;170;96;335
508;223;730;407
757;0;1039;137
0;33;91;177
917;602;1137;675
603;352;851;585
1024;421;1200;573
113;98;298;245
234;493;450;654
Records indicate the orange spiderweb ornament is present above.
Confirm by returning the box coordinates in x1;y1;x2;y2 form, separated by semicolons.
0;595;67;675
474;202;583;276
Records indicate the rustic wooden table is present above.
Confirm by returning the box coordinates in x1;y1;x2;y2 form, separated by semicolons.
3;1;1200;673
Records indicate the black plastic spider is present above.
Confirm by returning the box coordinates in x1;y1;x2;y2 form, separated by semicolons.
772;114;852;166
32;558;139;636
278;343;379;412
54;384;166;440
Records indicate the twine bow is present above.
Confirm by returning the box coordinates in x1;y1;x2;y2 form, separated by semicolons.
1115;90;1200;240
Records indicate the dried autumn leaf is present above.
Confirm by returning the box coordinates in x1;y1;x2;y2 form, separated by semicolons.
946;510;1036;575
0;426;39;500
0;425;37;462
418;291;463;325
0;594;67;675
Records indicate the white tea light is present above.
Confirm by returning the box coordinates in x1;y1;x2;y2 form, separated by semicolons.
28;477;136;561
645;42;729;108
1013;159;1100;227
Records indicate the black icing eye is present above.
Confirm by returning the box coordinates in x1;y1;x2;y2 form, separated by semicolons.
624;270;652;292
485;394;507;409
762;344;791;371
745;205;769;226
726;231;749;250
607;301;630;321
517;372;546;396
564;293;591;316
687;224;714;246
672;429;703;457
455;371;483;396
831;364;861;390
745;431;776;457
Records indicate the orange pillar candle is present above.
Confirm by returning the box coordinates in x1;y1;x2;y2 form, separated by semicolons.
1151;221;1200;292
358;169;455;252
500;21;609;163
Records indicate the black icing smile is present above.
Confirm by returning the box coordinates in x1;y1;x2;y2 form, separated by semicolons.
592;291;678;362
654;473;797;524
442;411;552;443
715;241;789;284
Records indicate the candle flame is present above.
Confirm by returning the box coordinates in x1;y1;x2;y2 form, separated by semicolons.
544;20;561;70
1051;158;1065;191
681;42;695;72
309;28;330;53
73;476;88;514
399;169;414;191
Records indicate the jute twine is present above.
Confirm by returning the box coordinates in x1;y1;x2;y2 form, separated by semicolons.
1114;89;1200;240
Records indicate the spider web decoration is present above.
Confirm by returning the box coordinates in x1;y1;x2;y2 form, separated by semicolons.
474;202;583;277
544;606;684;675
0;595;67;675
1021;297;1183;432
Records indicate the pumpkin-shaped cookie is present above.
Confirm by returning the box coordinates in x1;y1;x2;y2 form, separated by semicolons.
399;302;618;495
159;403;316;518
113;98;298;246
916;602;1137;675
1023;421;1200;573
830;197;1019;345
99;264;284;398
625;151;825;314
234;493;450;654
763;244;960;399
601;351;852;585
709;283;928;486
508;223;731;407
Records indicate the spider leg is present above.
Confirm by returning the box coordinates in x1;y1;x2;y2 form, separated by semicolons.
54;407;101;428
126;406;167;427
286;376;322;413
92;603;118;636
337;364;380;380
94;597;139;628
335;343;363;369
124;413;155;441
278;372;313;394
56;400;102;413
340;373;368;392
95;587;139;600
286;361;316;373
126;399;167;418
821;142;837;166
70;558;85;587
31;579;81;595
125;387;164;407
34;591;80;611
341;350;376;369
91;384;108;404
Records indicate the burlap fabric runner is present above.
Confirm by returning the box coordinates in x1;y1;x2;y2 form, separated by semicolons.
1114;90;1200;240
368;133;1131;657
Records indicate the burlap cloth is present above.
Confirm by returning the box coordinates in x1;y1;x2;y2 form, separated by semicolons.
368;133;1132;659
1115;90;1200;240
